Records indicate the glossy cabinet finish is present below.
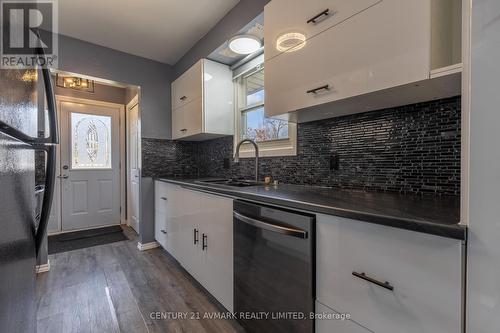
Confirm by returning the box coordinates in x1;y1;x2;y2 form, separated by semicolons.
265;0;431;118
264;0;380;61
315;301;371;333
154;181;233;311
171;59;233;140
172;98;203;140
316;213;463;333
172;60;202;110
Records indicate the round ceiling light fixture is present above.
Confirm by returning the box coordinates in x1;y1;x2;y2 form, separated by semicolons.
229;35;261;55
276;32;307;52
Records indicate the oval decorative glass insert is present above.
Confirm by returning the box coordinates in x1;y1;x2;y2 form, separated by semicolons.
71;112;112;169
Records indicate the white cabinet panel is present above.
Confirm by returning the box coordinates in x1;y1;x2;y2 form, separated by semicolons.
171;59;233;140
154;211;169;251
316;214;462;333
172;60;202;110
199;192;234;312
172;98;203;140
315;301;371;333
265;0;431;118
153;181;234;311
264;0;380;60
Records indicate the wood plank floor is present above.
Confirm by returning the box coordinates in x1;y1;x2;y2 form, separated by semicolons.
36;226;244;333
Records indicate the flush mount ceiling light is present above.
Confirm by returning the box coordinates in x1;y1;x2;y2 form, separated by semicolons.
276;32;307;52
56;74;95;93
229;35;261;55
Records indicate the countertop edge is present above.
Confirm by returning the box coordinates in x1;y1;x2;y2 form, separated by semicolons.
155;178;467;241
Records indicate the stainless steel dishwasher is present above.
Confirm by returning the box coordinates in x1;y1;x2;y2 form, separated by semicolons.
233;200;315;333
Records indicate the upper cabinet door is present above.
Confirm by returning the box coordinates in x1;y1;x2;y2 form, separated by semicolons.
172;60;202;110
265;0;431;118
264;0;381;61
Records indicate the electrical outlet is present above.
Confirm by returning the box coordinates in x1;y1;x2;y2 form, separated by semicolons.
330;154;339;171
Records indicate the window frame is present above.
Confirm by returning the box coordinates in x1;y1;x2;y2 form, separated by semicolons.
233;62;297;158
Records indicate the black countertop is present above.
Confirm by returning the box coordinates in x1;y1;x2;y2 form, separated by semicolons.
156;178;466;240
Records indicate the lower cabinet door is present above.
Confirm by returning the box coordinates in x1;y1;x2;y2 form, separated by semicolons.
199;192;234;312
154;210;168;251
316;214;462;333
315;301;371;333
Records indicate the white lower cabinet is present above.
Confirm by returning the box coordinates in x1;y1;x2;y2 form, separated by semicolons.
154;181;233;312
316;214;463;333
315;301;371;333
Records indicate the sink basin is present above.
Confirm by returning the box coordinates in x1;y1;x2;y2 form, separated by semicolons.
195;179;262;187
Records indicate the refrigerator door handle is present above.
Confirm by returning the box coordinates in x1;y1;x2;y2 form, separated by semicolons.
0;47;59;145
34;144;56;256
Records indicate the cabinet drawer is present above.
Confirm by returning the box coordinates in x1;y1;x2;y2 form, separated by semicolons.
315;301;371;333
172;98;203;140
154;182;171;214
172;60;202;110
265;0;380;60
316;214;462;333
265;0;431;118
154;211;169;251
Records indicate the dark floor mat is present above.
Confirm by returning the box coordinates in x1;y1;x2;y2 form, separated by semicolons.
48;225;128;254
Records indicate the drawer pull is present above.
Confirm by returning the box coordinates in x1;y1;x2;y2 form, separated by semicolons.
160;229;167;234
307;8;330;24
307;84;330;94
161;197;167;201
202;233;207;250
194;228;199;244
352;271;394;291
180;95;187;101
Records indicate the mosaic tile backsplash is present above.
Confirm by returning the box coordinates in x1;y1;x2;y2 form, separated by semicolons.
144;96;461;196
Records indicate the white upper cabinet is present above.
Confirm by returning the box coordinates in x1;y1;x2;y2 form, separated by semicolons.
264;0;381;61
171;59;233;140
264;0;463;121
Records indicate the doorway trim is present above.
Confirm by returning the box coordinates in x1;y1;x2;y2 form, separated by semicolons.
51;95;126;233
126;94;141;234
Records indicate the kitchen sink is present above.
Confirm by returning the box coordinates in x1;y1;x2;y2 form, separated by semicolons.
195;179;262;187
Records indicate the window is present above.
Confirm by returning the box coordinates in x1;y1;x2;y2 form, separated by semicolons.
71;112;112;169
235;61;297;157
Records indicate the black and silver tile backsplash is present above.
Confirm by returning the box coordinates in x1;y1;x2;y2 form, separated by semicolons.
144;96;461;196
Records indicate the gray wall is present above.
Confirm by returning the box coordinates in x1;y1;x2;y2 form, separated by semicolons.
173;0;269;78
466;0;500;331
57;34;173;139
54;81;127;105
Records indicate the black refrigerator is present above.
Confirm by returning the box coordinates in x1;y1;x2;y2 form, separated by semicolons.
0;48;58;333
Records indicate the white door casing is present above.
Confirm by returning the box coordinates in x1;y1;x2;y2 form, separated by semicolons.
59;98;122;231
127;95;140;234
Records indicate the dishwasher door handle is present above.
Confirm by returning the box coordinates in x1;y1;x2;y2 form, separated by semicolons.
233;212;308;239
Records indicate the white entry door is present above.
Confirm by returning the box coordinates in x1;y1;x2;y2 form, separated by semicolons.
127;97;140;233
59;100;121;231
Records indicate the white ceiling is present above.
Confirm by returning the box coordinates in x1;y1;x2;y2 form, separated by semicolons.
58;0;240;65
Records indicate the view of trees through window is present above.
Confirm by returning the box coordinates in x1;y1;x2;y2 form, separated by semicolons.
241;69;288;142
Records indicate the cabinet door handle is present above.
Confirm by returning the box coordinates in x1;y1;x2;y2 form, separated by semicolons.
202;233;207;250
161;197;167;201
194;228;199;244
307;84;330;94
180;95;187;101
352;271;394;291
307;8;330;24
180;129;187;132
160;229;167;234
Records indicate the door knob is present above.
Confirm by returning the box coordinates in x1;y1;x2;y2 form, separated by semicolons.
57;175;69;179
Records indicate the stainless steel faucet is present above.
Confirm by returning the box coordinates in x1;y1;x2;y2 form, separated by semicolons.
234;139;259;182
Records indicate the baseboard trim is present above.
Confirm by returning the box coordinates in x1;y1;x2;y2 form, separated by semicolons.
137;241;159;251
36;260;50;274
